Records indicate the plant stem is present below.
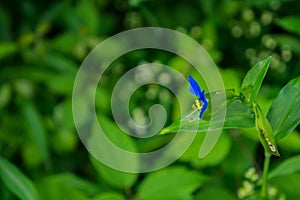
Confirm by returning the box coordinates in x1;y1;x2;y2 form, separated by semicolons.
261;152;271;199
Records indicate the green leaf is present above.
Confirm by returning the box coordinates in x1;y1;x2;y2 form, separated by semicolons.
179;131;232;167
36;174;97;200
253;104;280;156
269;155;300;180
240;56;271;105
267;76;300;141
0;157;40;200
137;166;208;200
160;99;254;135
92;192;126;200
90;156;137;189
276;16;300;36
88;116;138;188
21;101;51;167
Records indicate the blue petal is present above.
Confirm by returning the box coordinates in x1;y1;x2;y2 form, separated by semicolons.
188;75;208;119
199;90;207;104
188;76;201;97
199;101;208;119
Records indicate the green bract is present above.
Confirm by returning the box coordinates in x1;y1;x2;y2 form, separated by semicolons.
253;103;280;156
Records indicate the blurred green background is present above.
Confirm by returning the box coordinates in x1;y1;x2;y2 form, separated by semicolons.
1;0;300;199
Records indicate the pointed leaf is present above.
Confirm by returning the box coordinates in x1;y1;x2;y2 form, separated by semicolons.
0;157;40;200
267;76;300;141
276;16;300;36
240;56;271;105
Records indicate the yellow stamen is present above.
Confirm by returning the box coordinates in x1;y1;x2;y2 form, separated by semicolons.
194;99;202;110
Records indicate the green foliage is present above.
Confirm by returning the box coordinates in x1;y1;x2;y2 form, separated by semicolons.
92;192;126;200
160;56;299;198
0;0;299;200
88;116;138;188
240;56;271;105
160;98;255;135
137;166;208;200
36;174;100;200
276;16;300;36
90;156;137;189
179;131;232;167
268;155;300;180
253;104;279;156
21;101;50;167
0;157;40;200
267;77;300;141
162;55;300;157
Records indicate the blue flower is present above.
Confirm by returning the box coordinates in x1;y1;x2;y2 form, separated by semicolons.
188;75;208;119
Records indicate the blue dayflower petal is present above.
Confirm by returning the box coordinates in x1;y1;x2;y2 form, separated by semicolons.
199;100;208;119
188;75;201;97
199;90;207;104
188;75;208;119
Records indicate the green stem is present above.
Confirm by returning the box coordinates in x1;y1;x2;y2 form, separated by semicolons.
261;152;271;199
